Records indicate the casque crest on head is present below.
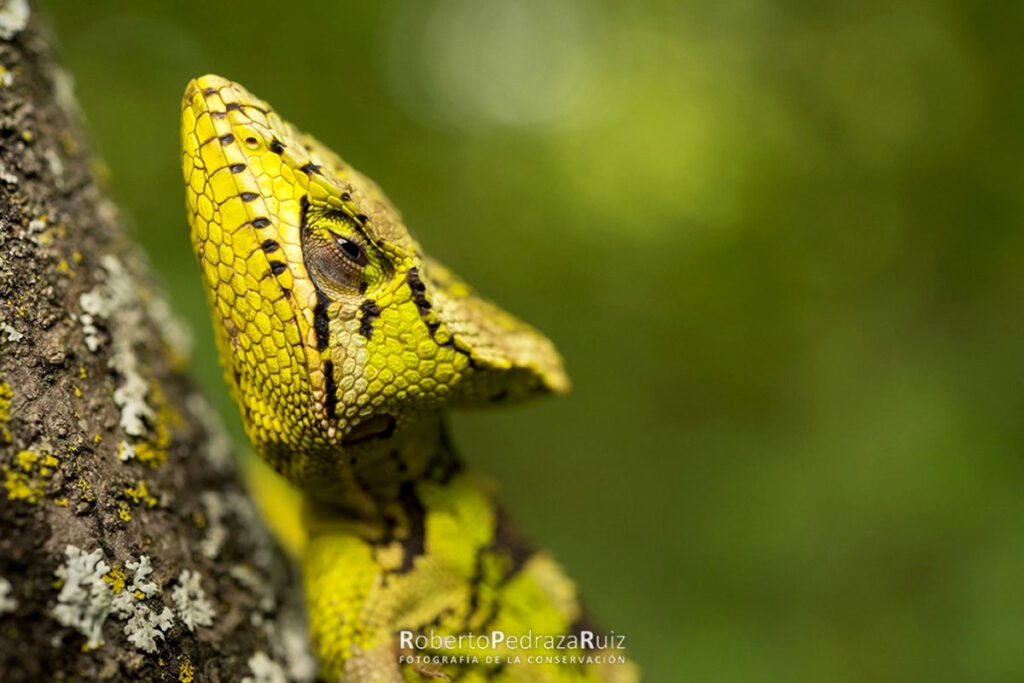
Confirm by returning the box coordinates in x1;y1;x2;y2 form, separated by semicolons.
181;75;568;492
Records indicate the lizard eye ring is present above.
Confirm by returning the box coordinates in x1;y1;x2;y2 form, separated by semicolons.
303;233;367;296
300;196;376;297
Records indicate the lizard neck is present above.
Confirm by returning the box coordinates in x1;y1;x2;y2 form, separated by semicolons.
304;413;464;522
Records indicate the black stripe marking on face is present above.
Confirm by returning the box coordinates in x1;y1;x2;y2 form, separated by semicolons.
358;299;381;339
405;267;476;368
406;268;431;315
323;359;338;419
313;289;330;351
300;194;333;353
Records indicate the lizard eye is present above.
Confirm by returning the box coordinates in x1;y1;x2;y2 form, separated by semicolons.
303;232;368;296
335;236;367;266
301;198;382;297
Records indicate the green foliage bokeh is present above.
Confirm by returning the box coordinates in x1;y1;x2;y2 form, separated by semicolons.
45;1;1024;680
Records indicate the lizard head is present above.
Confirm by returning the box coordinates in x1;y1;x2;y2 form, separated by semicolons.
181;75;568;499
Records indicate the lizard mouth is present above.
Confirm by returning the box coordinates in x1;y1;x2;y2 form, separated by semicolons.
342;414;397;445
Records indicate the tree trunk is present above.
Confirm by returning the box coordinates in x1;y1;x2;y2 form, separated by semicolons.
0;3;314;681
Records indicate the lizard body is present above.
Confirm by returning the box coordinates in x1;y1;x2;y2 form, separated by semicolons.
181;75;638;682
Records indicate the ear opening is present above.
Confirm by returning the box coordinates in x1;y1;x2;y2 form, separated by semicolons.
419;256;570;408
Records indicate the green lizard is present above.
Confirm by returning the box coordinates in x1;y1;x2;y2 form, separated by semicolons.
181;75;639;682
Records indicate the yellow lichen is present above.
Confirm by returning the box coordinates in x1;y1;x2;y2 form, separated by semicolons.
0;381;13;444
15;450;37;472
4;450;59;503
79;365;88;379
93;433;102;444
178;659;195;683
118;501;132;522
124;480;157;508
38;453;58;477
60;130;78;157
133;443;166;467
54;497;68;507
3;468;41;502
77;477;95;503
103;565;127;594
131;382;183;468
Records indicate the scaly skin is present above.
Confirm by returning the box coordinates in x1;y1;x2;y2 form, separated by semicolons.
181;75;639;682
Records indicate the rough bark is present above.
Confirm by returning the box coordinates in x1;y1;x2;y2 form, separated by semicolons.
0;3;313;681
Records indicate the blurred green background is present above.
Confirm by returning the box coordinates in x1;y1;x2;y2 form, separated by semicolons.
43;0;1024;680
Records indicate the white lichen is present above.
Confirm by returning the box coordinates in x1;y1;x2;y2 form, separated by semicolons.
185;393;233;471
226;490;278;571
147;296;192;358
111;555;173;654
110;351;153;437
234;566;314;681
79;312;102;352
125;555;160;598
200;491;228;560
117;440;137;462
0;322;22;343
44;147;63;178
0;0;29;41
278;609;317;682
229;563;275;615
242;651;288;683
0;160;17;185
123;605;174;653
172;569;214;632
79;255;155;435
0;577;17;615
52;67;80;120
53;549;175;654
52;545;112;648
